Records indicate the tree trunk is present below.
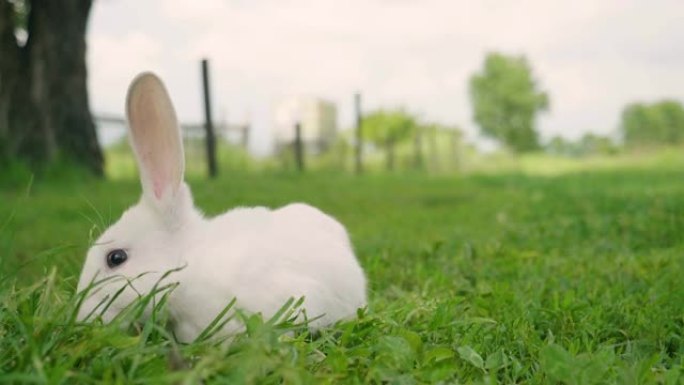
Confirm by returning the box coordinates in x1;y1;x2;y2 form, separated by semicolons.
0;0;16;160
0;0;42;164
0;0;103;175
29;0;102;175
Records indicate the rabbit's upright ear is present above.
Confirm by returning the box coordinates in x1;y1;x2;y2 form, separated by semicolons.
126;72;185;207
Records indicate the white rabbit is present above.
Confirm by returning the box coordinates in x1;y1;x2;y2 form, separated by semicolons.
76;72;367;343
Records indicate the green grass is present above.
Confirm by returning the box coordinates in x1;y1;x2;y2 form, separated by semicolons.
1;150;684;384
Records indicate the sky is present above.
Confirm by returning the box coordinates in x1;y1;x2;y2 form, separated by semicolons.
87;0;684;155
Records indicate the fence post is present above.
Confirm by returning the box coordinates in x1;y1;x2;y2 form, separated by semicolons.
354;92;363;174
294;122;305;172
201;58;218;178
242;124;249;150
428;125;439;172
451;130;460;170
414;127;423;170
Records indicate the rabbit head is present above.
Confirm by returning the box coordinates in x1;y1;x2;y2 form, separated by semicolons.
76;73;202;322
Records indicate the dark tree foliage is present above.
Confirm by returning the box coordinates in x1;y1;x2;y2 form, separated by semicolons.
470;53;549;153
0;0;103;175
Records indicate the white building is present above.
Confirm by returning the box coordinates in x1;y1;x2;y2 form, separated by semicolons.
273;96;337;153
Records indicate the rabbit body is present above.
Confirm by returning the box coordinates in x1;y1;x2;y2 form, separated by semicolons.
171;201;366;342
76;73;367;343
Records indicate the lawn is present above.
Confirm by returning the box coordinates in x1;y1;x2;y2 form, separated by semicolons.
1;153;683;384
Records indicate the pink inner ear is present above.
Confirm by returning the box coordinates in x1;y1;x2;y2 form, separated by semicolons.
139;151;167;200
152;168;165;200
154;181;163;200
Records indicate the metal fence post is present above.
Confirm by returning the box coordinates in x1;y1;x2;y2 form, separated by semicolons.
354;92;363;174
294;122;305;172
201;59;218;178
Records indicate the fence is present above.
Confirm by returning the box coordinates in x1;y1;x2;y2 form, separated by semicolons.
94;59;464;177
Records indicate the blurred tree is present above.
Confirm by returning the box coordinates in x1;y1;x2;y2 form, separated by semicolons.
546;134;617;157
420;123;463;172
424;123;439;170
658;101;684;143
579;133;618;155
546;136;574;156
0;0;103;175
413;123;423;170
469;52;549;153
622;103;662;146
362;109;416;171
622;100;684;147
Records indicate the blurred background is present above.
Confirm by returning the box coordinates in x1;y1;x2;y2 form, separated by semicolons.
1;0;683;180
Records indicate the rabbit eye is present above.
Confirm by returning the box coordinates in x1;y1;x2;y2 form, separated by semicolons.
106;249;128;268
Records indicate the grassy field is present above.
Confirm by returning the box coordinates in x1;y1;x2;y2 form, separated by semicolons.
1;151;684;384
